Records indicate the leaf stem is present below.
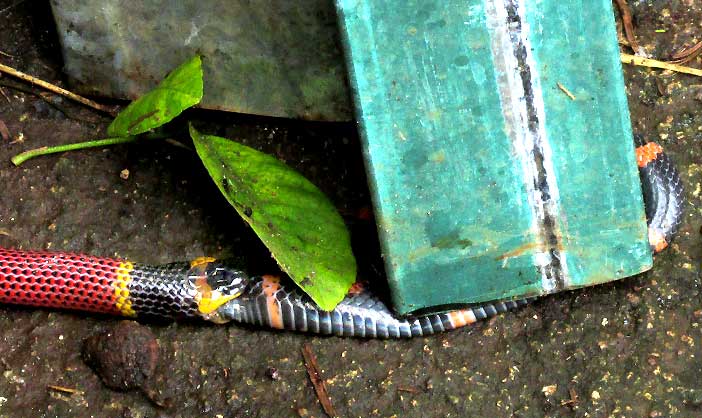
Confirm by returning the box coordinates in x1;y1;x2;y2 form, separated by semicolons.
11;136;137;166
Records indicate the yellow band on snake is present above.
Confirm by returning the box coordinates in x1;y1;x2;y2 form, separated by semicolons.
113;261;136;317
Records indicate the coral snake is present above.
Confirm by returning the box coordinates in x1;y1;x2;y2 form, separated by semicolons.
0;138;684;338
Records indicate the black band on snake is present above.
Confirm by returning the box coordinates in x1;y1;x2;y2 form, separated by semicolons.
0;139;684;338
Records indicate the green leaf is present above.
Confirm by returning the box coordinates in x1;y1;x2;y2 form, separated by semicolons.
108;56;204;137
189;125;356;311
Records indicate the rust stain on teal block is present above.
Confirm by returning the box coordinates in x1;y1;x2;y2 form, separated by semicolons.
336;0;651;314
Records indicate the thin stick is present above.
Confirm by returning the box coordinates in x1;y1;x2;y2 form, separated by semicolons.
0;120;10;141
621;53;702;77
397;385;422;394
0;50;13;58
164;138;194;151
0;87;9;103
0;62;117;116
301;343;337;418
0;81;101;123
557;82;576;100
0;0;27;15
614;0;640;53
669;40;702;65
11;136;137;166
561;387;579;407
47;385;83;395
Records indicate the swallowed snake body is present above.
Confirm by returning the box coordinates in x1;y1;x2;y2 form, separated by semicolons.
0;138;684;338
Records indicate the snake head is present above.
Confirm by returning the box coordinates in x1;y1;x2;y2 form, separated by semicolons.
187;258;249;323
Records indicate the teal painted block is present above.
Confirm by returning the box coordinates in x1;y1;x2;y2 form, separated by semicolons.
336;0;651;314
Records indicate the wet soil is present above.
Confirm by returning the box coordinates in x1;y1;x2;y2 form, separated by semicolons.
0;2;701;417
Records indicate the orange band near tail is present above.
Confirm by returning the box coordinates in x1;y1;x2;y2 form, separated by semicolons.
262;275;284;329
449;309;477;328
648;228;669;253
636;142;664;168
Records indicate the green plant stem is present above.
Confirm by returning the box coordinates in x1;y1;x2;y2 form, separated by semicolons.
11;136;137;166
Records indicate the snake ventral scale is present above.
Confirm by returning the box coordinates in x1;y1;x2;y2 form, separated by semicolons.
335;0;651;314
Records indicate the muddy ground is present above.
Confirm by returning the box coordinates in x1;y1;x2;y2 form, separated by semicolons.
0;2;701;417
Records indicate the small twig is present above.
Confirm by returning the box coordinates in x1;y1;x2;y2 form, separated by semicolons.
0;62;118;116
0;79;41;96
0;120;10;141
301;343;337;418
47;385;82;395
0;50;12;58
397;385;422;394
614;0;640;54
0;80;65;113
0;86;10;103
9;132;23;145
0;80;102;123
0;0;27;15
561;387;579;407
621;53;702;77
668;40;702;65
556;82;576;100
164;138;194;151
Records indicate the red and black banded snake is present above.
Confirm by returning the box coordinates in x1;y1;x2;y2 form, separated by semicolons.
0;138;684;338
